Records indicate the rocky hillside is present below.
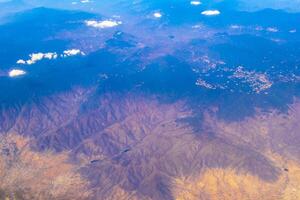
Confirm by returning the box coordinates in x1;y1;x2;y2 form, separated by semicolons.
0;4;300;200
0;87;299;199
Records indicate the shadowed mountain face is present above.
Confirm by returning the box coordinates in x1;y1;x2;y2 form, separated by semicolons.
0;3;300;200
1;88;300;199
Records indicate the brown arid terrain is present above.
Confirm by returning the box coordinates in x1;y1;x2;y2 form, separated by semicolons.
0;88;300;200
0;134;90;200
1;2;300;200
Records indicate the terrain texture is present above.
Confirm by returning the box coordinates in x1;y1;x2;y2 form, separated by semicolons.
0;1;300;199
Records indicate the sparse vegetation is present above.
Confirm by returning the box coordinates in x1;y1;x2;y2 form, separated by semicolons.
0;134;90;200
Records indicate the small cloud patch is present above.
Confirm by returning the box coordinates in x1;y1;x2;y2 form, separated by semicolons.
230;25;242;29
153;12;162;18
201;10;220;16
17;59;26;64
16;49;85;65
26;52;58;65
266;27;278;33
85;20;122;28
62;49;85;57
190;1;201;6
192;24;203;29
8;69;26;77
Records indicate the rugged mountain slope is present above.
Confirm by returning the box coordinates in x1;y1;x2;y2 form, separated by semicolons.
1;87;300;199
0;5;300;200
172;102;300;200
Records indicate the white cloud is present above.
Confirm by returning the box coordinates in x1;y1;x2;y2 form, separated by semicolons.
43;52;58;60
192;24;203;29
17;50;85;65
71;0;91;4
230;25;242;29
153;12;162;18
190;1;201;6
201;10;220;16
62;49;85;57
8;69;26;77
85;20;122;28
26;53;44;65
26;52;58;65
266;27;278;32
16;59;26;64
290;29;297;33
